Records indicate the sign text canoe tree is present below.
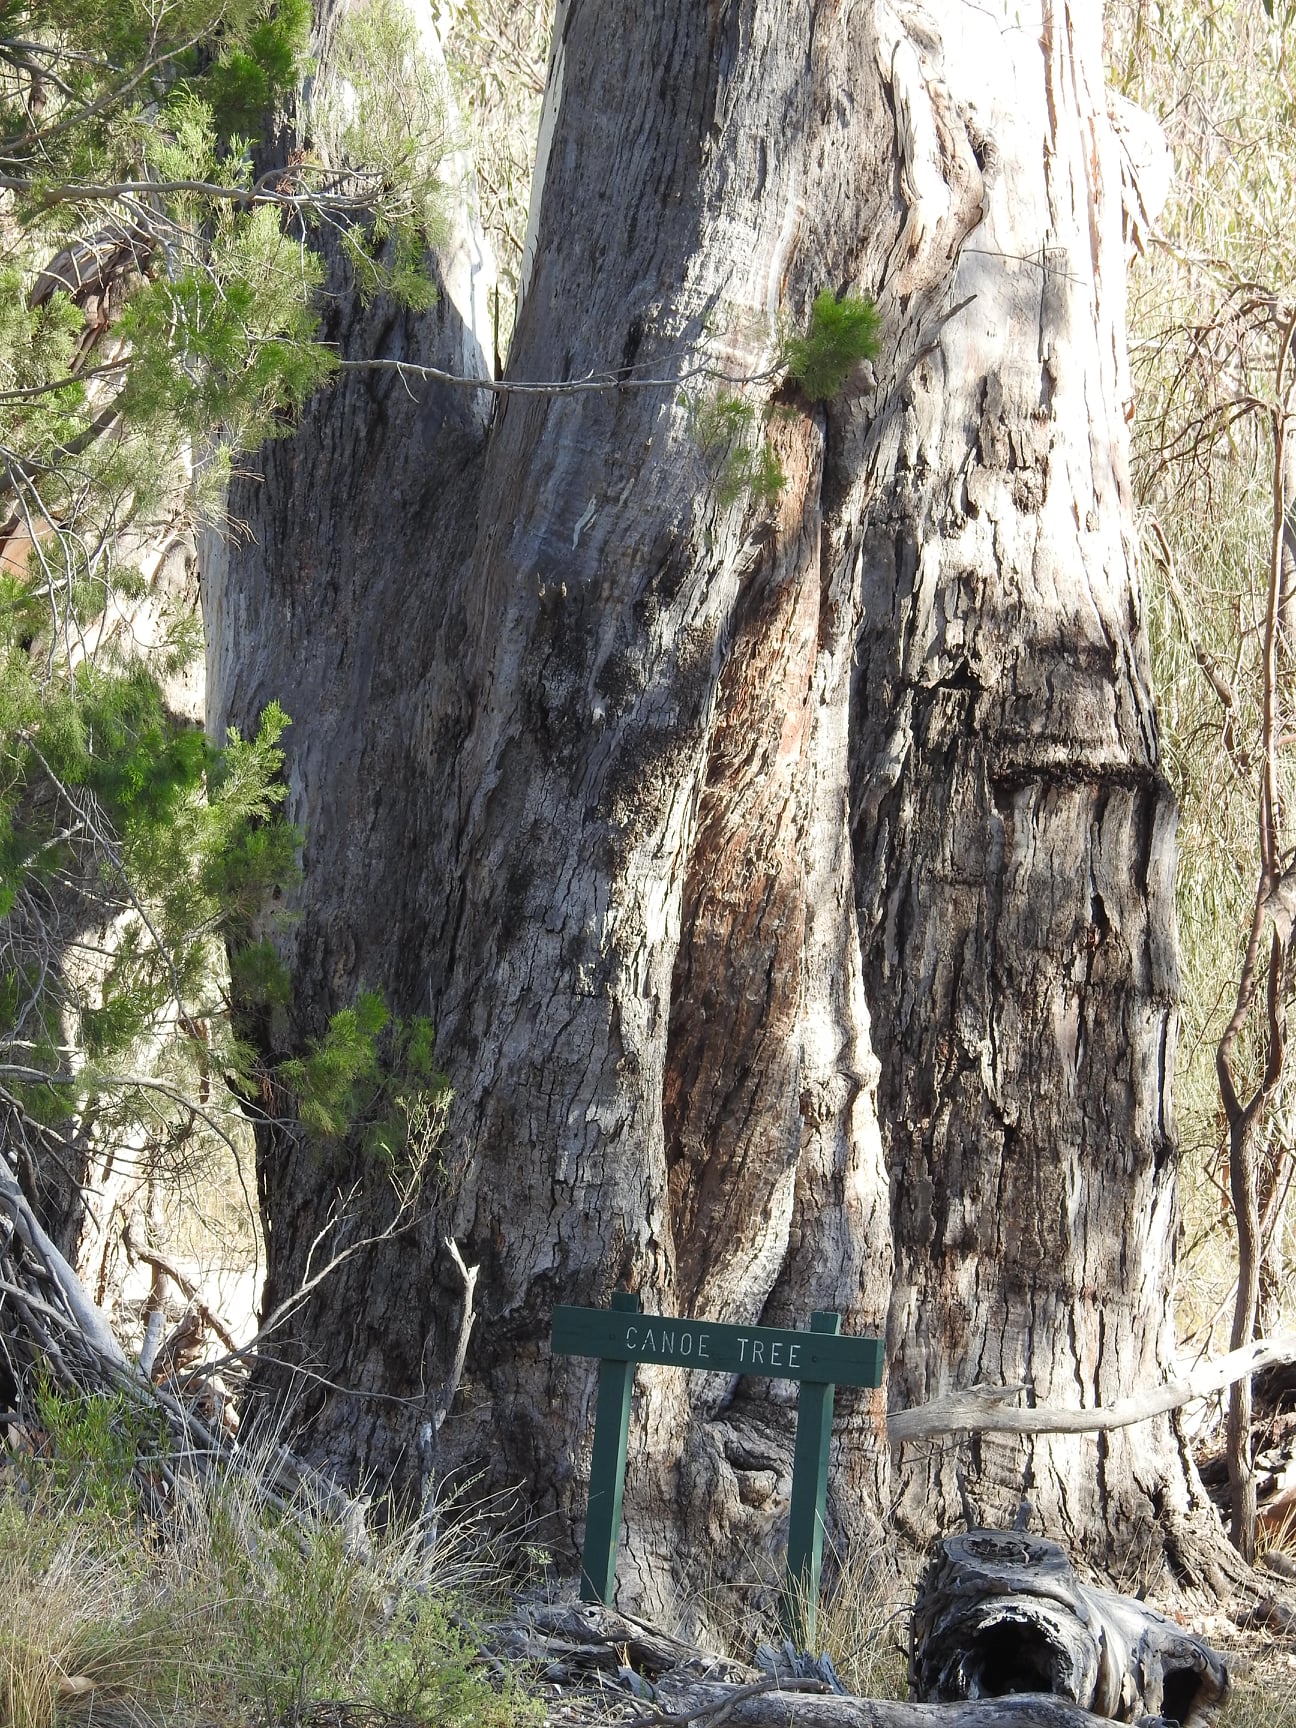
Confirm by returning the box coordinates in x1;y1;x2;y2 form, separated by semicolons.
550;1291;884;1643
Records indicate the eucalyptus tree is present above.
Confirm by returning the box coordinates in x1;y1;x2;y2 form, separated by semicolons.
210;0;1225;1605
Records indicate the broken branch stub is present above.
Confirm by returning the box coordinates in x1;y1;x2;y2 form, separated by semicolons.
911;1532;1229;1726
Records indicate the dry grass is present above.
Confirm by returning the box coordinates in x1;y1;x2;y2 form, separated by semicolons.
0;1504;192;1728
1215;1642;1296;1728
812;1543;909;1700
0;1401;539;1728
697;1535;908;1700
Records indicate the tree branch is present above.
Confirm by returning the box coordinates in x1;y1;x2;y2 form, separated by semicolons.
888;1330;1296;1441
0;169;385;211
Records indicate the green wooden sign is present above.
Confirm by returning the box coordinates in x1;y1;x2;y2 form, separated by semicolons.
551;1305;883;1384
550;1291;884;1645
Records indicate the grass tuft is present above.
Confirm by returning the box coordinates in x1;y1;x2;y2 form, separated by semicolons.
697;1535;907;1699
0;1396;539;1728
0;1503;191;1728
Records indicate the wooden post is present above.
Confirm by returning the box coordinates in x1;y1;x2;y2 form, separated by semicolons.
781;1310;841;1646
579;1289;639;1604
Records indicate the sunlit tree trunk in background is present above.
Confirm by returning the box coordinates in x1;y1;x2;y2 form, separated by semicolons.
208;0;1223;1610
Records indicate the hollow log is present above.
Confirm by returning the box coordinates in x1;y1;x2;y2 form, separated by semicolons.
911;1533;1229;1727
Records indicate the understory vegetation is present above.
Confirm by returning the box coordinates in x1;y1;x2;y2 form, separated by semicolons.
0;1389;537;1728
0;0;457;1376
1112;0;1296;1353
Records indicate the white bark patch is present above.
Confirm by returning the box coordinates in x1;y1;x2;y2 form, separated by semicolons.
887;35;952;254
406;0;496;377
1107;92;1172;255
761;167;803;316
517;1;566;322
873;0;985;297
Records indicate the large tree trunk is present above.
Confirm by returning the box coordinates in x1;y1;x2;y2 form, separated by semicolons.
848;7;1201;1560
207;0;1218;1612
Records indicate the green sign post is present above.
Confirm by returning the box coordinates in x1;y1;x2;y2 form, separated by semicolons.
550;1293;884;1644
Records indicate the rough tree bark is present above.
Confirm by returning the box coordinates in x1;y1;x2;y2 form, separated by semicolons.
206;0;1221;1611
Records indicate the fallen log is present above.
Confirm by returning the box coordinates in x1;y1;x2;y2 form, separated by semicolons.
910;1532;1229;1727
642;1685;1182;1728
501;1595;1211;1728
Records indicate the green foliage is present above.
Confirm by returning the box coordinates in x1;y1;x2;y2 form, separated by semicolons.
279;989;392;1140
0;637;300;1174
20;1381;168;1524
199;1482;539;1728
312;0;449;303
0;0;449;625
0;0;312;165
228;937;292;1008
204;0;315;137
0;0;462;1220
682;290;879;511
354;1593;532;1725
278;989;451;1186
115;209;337;450
684;388;785;509
781;291;881;401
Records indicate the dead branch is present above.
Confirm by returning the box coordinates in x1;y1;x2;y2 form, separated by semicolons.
0;1158;126;1367
0;1143;388;1539
429;1236;478;1436
629;1677;827;1728
888;1329;1296;1441
503;1597;1216;1728
634;1681;1190;1728
121;1210;240;1357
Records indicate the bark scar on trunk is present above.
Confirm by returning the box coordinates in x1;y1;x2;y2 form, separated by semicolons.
664;413;825;1317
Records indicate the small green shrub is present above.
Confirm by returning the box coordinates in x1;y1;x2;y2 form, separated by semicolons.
277;990;452;1188
782;291;881;400
19;1383;168;1527
355;1593;531;1727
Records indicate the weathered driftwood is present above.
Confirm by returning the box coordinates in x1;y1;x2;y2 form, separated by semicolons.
911;1533;1229;1727
889;1335;1296;1442
643;1687;1181;1728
